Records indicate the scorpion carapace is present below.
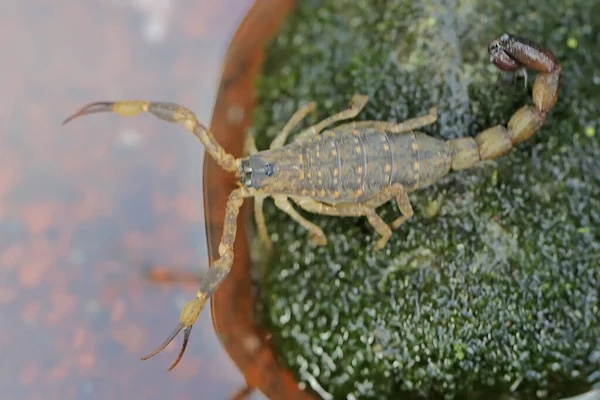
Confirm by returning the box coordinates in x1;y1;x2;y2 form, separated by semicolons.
62;33;562;370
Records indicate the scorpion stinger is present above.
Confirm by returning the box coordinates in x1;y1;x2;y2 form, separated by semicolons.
62;33;561;371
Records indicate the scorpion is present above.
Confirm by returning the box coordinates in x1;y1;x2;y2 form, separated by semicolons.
62;33;562;370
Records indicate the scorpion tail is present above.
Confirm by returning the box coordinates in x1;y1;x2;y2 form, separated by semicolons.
449;33;562;171
488;33;562;116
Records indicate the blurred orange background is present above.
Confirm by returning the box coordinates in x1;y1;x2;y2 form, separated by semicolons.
0;0;261;399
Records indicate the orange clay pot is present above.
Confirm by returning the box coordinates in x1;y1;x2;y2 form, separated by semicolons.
204;1;317;399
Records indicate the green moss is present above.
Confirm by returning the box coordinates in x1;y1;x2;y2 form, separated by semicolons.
251;0;600;398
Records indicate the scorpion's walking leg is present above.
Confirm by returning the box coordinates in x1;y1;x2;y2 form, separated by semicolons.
62;101;239;172
293;94;369;142
244;131;260;156
245;135;272;249
293;197;393;249
389;184;414;229
253;195;271;249
335;107;437;133
363;209;393;249
140;187;252;370
269;101;317;149
273;195;327;246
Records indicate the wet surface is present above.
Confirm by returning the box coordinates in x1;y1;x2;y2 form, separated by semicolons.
0;0;260;399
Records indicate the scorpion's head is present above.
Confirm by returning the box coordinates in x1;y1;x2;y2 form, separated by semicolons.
239;154;279;190
238;150;302;193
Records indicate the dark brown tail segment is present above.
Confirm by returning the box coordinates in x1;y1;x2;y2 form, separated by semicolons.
449;33;562;171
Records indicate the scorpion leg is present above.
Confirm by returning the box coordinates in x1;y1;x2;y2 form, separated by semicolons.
389;184;414;229
292;197;393;249
63;101;239;172
359;184;414;243
141;187;252;370
273;195;327;246
244;135;272;249
335;107;437;133
364;209;393;249
253;194;271;249
293;94;369;142
270;101;317;149
334;120;391;130
294;184;414;248
244;132;259;155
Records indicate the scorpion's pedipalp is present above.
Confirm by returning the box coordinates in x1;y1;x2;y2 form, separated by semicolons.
63;100;239;172
141;294;206;370
62;101;157;125
140;187;249;370
140;322;185;361
169;326;192;371
62;102;118;125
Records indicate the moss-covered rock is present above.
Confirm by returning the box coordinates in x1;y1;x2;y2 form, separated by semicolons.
251;0;600;398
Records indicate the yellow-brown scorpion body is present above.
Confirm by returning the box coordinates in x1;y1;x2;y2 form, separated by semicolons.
62;33;562;370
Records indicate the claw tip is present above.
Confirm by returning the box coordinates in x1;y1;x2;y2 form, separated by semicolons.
61;102;115;126
166;326;192;371
141;321;185;361
140;295;206;370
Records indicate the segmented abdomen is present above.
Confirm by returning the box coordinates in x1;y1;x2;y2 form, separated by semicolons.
292;128;452;204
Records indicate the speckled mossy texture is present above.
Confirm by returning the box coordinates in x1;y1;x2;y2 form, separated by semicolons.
251;0;600;398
